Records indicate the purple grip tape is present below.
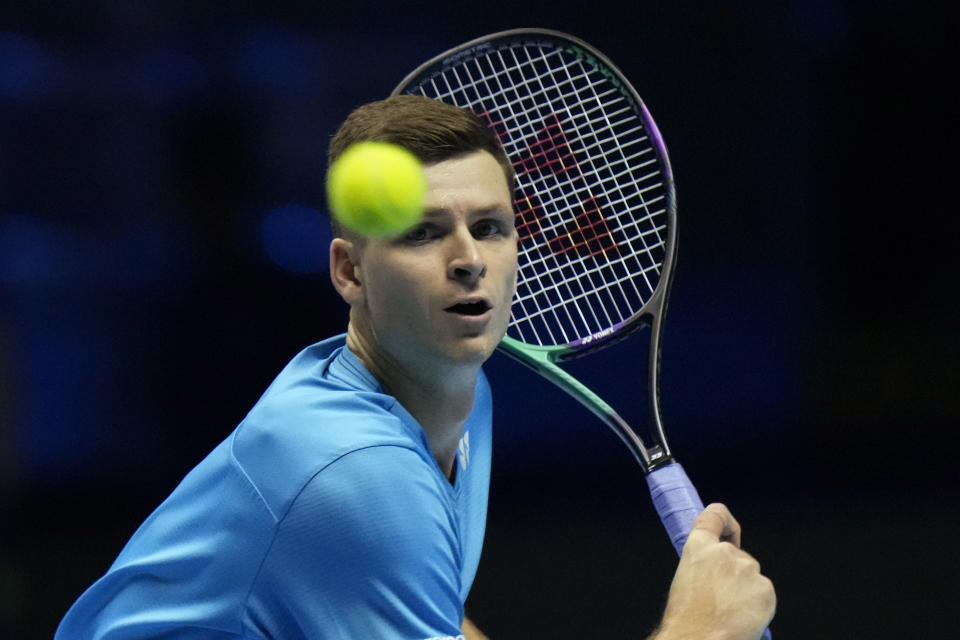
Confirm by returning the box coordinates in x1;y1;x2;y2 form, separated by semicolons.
646;462;705;556
647;462;773;640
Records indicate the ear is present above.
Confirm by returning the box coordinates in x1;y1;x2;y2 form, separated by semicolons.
329;237;364;306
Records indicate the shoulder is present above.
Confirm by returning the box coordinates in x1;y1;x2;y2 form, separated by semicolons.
288;445;453;547
234;403;424;520
230;337;428;521
251;445;459;602
246;446;466;637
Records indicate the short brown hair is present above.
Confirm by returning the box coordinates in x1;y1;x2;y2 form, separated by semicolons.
327;95;514;238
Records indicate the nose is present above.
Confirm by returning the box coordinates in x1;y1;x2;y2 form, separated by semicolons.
447;228;487;285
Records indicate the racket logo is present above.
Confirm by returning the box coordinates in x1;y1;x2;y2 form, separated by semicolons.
567;44;623;90
512;113;622;261
548;198;621;260
519;114;576;178
579;326;615;345
441;42;492;68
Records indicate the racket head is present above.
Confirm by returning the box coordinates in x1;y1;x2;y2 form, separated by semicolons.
393;28;678;361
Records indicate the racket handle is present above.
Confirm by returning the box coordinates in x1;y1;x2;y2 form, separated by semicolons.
646;463;773;640
645;462;704;555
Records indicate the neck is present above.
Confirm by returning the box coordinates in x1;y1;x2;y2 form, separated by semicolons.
345;319;477;479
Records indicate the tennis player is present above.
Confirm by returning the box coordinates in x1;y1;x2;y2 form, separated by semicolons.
56;95;773;639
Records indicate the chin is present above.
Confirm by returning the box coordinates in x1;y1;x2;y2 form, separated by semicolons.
441;335;501;366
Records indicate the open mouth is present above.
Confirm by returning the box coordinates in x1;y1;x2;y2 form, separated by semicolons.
445;301;492;316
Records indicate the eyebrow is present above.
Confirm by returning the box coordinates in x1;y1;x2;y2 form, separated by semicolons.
421;206;514;219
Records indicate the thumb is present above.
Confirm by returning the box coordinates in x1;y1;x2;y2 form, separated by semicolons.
685;503;740;551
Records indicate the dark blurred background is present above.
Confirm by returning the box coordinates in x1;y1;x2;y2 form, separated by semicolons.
1;1;956;637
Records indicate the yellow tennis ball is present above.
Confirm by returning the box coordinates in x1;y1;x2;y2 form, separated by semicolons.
326;141;427;237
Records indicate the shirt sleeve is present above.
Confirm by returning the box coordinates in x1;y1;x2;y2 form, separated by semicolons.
242;445;466;640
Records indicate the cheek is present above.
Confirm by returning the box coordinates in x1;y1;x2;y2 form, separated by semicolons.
365;263;430;319
499;253;519;294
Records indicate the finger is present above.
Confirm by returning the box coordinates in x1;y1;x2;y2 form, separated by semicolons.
713;504;741;548
689;503;741;548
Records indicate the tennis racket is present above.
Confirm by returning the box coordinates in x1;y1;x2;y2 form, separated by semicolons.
394;29;770;639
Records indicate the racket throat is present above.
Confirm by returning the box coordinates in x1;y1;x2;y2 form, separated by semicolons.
644;445;673;472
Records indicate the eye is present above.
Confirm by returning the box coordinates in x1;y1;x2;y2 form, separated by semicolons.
402;223;441;244
473;218;509;239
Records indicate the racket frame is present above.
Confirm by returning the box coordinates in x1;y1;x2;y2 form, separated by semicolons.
394;33;775;638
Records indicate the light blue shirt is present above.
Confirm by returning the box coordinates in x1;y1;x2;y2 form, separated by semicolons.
56;335;492;639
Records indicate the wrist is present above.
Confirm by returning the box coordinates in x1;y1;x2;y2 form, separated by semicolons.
650;619;730;640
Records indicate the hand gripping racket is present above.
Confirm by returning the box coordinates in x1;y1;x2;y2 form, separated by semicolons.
394;29;771;639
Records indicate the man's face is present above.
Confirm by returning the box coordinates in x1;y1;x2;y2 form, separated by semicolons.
351;149;518;375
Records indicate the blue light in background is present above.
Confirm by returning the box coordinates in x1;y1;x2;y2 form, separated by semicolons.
233;27;324;94
260;204;331;274
0;214;60;285
0;31;53;100
13;312;112;479
0;214;184;290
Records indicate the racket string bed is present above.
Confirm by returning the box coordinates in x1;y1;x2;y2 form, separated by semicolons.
409;41;670;348
515;55;643;338
470;46;619;343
